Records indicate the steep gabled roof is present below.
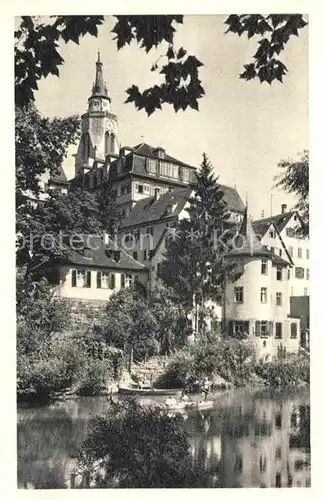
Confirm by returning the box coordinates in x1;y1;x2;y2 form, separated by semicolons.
252;211;295;237
133;143;194;168
217;183;245;213
227;208;290;265
120;183;245;229
29;236;148;273
120;187;191;228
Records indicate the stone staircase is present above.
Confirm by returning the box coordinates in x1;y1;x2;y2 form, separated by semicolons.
121;356;170;388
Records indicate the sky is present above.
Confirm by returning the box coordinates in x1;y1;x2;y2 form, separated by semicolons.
35;15;308;220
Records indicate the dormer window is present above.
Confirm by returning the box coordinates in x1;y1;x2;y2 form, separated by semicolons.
153;147;165;159
83;248;93;259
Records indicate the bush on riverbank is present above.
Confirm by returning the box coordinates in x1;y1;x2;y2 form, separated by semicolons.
78;398;212;488
156;338;257;390
256;352;310;387
155;338;310;390
17;335;124;402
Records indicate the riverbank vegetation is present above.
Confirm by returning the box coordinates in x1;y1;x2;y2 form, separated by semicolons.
77;398;211;488
155;336;310;391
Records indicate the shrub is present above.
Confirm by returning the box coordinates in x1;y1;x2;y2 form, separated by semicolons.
255;353;310;387
155;350;194;389
78;399;211;487
75;359;111;396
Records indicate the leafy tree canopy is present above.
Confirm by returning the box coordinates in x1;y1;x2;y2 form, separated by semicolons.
274;150;309;237
16;105;80;236
17;187;118;267
78;398;210;487
15;14;307;114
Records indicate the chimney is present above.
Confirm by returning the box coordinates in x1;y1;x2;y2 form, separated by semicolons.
281;204;287;214
154;188;161;201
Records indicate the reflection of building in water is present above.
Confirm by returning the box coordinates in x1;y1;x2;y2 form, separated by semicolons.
220;399;310;488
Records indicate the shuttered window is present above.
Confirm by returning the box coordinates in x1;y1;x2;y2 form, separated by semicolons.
97;272;101;289
121;273;125;289
110;273;116;289
71;269;77;287
85;270;91;288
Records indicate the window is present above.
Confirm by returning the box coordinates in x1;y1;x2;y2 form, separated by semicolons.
97;271;110;289
304;287;308;296
71;269;91;288
275;413;282;429
133;251;138;261
298;247;302;258
125;274;133;288
276;293;282;306
234;286;244;303
275;473;282;488
147;226;154;236
261;260;268;275
229;321;249;338
306;268;310;280
290;323;298;339
306;249;310;259
275;322;283;339
147;158;157;173
148;249;154;259
121;273;125;289
289;246;293;257
276;267;282;281
287;269;291;280
269;230;275;238
260;287;268;303
275;447;282;460
260;456;267;473
137;184;144;194
270;246;275;253
295;267;305;279
279;249;282;256
255;321;271;337
286;227;295;237
143;250;148;260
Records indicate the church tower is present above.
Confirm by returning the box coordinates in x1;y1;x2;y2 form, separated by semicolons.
75;52;119;175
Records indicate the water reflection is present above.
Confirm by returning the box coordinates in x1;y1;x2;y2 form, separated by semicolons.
17;388;310;488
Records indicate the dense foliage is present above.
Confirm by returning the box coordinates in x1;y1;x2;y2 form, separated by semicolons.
78;398;210;487
275;150;309;237
160;154;233;315
255;353;310;387
156;338;310;390
16;105;80;234
15;15;307;113
156;337;257;390
101;284;189;361
18;187;118;267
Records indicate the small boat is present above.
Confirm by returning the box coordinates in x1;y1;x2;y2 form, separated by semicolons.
118;387;181;396
157;400;216;411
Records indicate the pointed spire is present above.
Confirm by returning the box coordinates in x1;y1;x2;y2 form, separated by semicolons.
229;206;269;258
91;51;110;100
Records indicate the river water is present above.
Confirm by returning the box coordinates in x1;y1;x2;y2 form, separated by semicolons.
17;387;310;488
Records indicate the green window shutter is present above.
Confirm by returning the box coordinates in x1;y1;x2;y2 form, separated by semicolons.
269;321;273;335
71;269;76;287
97;271;101;289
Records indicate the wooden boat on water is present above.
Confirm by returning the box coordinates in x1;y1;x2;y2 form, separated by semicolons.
160;400;215;411
118;387;181;396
